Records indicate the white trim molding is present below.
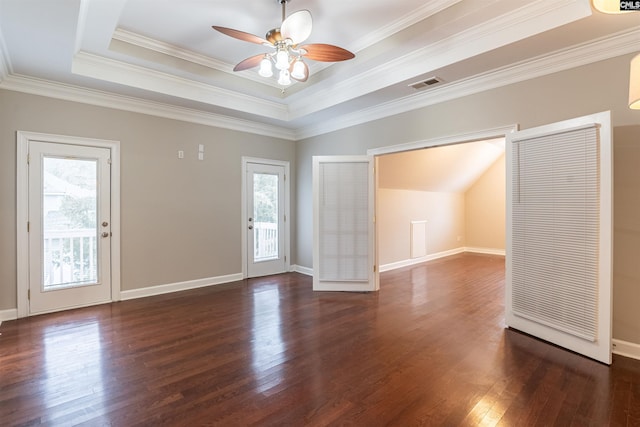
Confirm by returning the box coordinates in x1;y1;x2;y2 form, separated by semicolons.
0;27;637;141
612;339;640;361
0;309;18;322
368;125;518;156
465;247;506;256
380;248;505;273
292;265;313;276
0;74;296;141
296;27;640;139
120;273;243;301
380;248;466;272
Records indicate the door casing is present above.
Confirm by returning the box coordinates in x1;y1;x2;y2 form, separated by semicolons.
241;157;290;278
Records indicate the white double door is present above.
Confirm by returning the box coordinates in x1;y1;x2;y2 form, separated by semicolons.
27;141;112;314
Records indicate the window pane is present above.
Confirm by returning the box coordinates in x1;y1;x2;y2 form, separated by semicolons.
42;157;98;290
253;173;278;261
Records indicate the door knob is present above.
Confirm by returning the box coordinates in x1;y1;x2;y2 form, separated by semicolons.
102;221;109;227
101;232;110;238
248;225;253;230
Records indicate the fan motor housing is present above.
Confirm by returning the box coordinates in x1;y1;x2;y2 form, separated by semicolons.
266;28;283;44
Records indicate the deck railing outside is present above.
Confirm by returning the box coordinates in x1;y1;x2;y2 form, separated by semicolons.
43;229;97;289
254;222;278;261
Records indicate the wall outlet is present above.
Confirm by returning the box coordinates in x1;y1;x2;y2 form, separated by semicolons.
178;150;184;159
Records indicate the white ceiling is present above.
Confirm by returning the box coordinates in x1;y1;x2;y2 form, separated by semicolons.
0;0;638;140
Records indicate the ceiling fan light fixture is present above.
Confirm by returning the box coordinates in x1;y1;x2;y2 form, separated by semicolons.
258;56;273;78
213;0;354;87
278;69;292;86
291;59;307;80
275;49;290;70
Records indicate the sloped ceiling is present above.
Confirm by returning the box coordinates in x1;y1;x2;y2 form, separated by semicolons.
378;139;505;193
0;0;638;140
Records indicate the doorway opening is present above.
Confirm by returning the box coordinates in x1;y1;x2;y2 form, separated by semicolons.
375;137;507;272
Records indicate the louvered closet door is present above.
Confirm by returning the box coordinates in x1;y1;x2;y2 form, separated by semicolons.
506;111;612;364
312;156;378;292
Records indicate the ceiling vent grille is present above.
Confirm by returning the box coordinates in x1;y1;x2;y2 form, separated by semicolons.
409;77;442;90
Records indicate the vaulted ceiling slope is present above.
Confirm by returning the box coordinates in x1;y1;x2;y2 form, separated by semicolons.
0;0;638;140
378;139;505;193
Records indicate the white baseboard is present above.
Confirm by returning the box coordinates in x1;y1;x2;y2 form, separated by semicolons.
380;247;506;272
0;309;18;322
612;339;640;361
292;265;313;276
120;273;244;301
464;247;506;256
380;247;466;272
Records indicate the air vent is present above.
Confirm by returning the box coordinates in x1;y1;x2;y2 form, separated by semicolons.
409;77;442;90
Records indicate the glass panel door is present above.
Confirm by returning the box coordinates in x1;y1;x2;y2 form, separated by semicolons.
28;141;112;314
246;162;286;278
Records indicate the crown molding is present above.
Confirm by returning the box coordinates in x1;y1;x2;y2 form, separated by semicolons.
1;26;636;143
113;28;232;72
111;28;285;90
348;0;463;52
0;74;296;140
287;0;591;120
295;27;640;139
0;25;12;81
72;51;290;121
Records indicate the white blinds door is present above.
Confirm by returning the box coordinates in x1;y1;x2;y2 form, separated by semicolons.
506;111;612;364
312;156;377;292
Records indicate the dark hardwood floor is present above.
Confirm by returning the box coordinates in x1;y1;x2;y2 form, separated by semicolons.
2;253;640;426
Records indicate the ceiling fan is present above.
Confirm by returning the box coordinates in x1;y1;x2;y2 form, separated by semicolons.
212;0;355;87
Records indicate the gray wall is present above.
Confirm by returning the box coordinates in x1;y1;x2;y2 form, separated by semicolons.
0;90;296;309
295;53;640;344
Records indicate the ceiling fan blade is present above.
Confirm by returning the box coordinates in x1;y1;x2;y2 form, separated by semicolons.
300;44;355;62
233;54;266;72
281;10;312;45
212;26;270;46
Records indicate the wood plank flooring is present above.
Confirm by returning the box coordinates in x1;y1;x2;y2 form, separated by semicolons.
2;253;640;426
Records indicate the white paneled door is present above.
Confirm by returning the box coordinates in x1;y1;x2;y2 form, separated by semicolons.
28;141;112;315
312;156;378;292
506;111;612;364
245;161;287;278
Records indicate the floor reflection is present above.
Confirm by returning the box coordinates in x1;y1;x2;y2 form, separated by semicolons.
410;267;429;306
251;286;286;394
43;319;105;423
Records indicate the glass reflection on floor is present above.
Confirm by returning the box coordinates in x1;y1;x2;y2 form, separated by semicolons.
251;286;286;394
42;319;105;422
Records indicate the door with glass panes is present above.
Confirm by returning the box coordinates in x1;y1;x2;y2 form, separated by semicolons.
28;141;112;314
245;162;286;277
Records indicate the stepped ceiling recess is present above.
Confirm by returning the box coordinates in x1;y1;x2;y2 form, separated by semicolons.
0;0;638;139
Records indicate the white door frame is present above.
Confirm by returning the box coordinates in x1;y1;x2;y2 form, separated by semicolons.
16;131;121;318
241;157;290;279
367;124;518;277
